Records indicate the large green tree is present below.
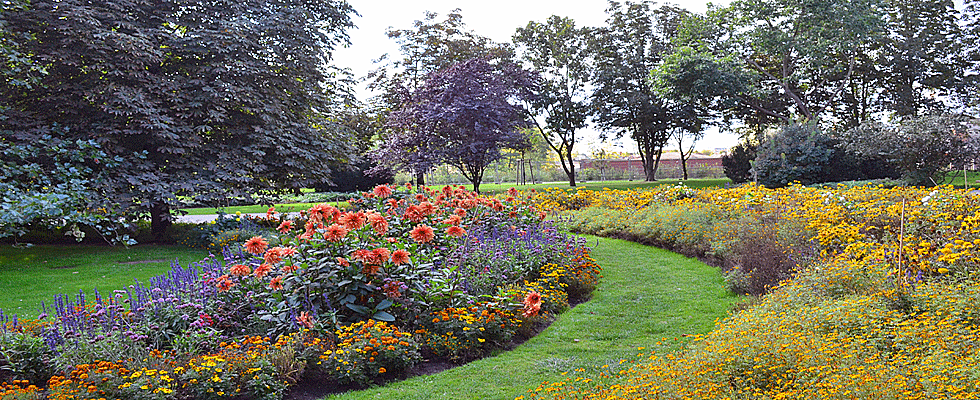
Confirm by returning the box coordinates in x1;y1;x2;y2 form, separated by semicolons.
2;0;358;238
876;0;967;117
514;16;593;187
591;1;692;181
677;0;885;123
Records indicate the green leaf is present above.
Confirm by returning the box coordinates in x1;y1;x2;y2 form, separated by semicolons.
371;311;395;322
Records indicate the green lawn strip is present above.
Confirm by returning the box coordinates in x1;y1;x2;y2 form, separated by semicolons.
0;244;209;318
180;180;731;215
180;202;347;216
434;178;731;194
323;235;739;400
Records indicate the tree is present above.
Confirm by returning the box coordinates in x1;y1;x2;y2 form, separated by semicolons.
591;1;691;181
514;16;593;187
379;58;537;194
876;0;967;117
2;0;358;238
0;129;134;244
678;0;885;123
841;114;979;186
369;10;514;184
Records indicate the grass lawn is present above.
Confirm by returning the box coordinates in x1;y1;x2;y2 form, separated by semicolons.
179;202;338;216
943;170;980;189
435;178;731;194
0;244;209;318
180;179;731;215
323;235;740;400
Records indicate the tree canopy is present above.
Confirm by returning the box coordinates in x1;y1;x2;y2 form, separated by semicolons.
1;0;358;238
377;58;538;193
514;15;594;186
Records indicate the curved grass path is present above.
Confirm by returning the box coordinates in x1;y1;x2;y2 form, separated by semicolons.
324;235;740;400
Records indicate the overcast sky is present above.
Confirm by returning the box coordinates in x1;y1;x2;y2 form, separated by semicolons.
332;0;737;152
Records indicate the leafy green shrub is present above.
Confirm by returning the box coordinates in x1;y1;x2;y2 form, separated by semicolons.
0;332;56;384
178;213;268;252
722;141;756;184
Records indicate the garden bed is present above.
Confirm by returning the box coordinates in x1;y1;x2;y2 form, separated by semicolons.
0;184;601;399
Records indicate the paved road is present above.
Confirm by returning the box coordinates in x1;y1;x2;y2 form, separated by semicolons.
175;213;300;224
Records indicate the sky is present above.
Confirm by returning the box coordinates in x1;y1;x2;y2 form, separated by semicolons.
331;0;738;153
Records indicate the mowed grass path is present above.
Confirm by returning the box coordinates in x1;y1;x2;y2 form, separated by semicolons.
0;245;209;317
325;235;739;400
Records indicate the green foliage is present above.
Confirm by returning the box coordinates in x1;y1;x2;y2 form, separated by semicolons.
513;16;594;186
0;332;57;384
2;0;359;237
754;124;838;188
721;140;757;184
0;130;133;245
178;213;269;253
841;114;980;186
592;2;691;181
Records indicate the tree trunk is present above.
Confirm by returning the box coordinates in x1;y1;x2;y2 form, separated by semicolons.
565;148;576;187
681;154;689;180
150;201;171;241
415;171;425;187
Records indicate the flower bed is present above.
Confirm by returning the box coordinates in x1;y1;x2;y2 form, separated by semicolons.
0;184;601;399
525;183;980;399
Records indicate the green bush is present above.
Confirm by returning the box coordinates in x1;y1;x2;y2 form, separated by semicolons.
0;332;57;384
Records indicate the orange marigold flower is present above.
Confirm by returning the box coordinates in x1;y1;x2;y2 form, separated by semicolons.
336;257;350;267
454;208;467;217
373;185;393;198
323;224;348;241
243;236;268;255
415;193;426;202
277;220;293;233
391;249;410;265
419;201;435;215
269;276;284;290
446;225;466;237
378;367;387;374
410;225;435;243
253;263;274;279
443;214;462;226
229;264;251;277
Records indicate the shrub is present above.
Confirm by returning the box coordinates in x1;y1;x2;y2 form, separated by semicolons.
722;141;756;184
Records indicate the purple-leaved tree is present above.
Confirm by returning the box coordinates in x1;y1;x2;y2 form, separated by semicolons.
376;58;539;193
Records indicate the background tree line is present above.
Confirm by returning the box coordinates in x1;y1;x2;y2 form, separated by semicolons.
4;0;980;242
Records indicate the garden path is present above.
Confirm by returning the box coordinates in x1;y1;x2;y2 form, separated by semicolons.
321;235;739;400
